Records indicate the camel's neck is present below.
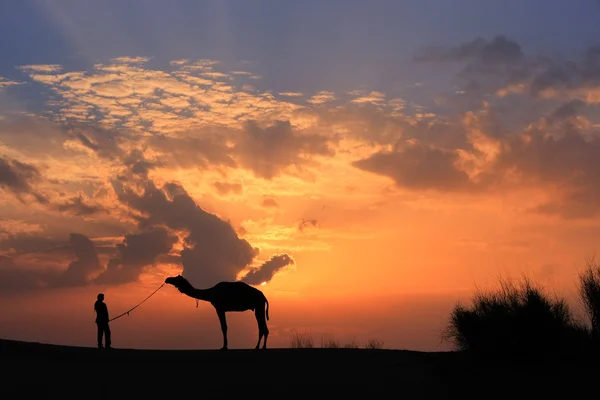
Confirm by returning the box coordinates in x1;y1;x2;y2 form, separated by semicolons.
189;288;213;302
178;283;212;302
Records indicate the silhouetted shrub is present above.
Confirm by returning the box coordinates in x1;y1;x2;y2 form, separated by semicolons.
580;257;600;344
364;339;384;349
320;336;341;348
290;331;383;350
290;330;314;348
444;277;584;356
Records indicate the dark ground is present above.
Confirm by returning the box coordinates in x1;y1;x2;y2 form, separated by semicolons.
1;339;597;398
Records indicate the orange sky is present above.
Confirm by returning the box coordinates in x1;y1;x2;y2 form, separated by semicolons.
1;34;600;350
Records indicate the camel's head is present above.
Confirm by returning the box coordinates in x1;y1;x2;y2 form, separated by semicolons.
165;275;187;290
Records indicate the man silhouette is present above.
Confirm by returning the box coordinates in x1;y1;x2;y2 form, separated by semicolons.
94;293;111;349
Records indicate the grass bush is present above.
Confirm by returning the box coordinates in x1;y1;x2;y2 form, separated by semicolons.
579;257;600;343
290;330;314;349
364;339;384;349
289;331;383;350
320;336;341;348
444;277;585;355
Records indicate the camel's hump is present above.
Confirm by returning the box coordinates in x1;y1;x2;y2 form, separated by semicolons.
214;281;259;290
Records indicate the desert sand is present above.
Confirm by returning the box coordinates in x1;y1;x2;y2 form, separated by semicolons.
1;338;596;398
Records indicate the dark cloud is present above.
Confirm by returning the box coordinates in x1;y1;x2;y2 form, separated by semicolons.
234;120;335;179
56;194;106;217
529;63;577;97
122;149;158;178
261;197;279;208
0;255;57;292
69;124;127;161
546;99;586;122
298;219;318;232
0;156;47;204
308;105;405;146
496;126;600;219
0;116;70;157
0;233;67;256
414;35;531;92
52;233;103;287
415;35;523;66
241;254;295;285
71;120;337;183
529;45;600;97
0;233;103;292
414;35;600;101
0;157;39;191
389;36;600;218
94;227;178;285
146;133;236;170
213;181;242;196
351;95;600;218
111;178;293;287
353;140;475;192
34;118;336;185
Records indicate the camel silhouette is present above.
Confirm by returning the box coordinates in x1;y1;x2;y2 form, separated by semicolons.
164;275;270;350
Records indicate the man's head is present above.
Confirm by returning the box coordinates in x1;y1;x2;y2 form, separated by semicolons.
97;293;104;301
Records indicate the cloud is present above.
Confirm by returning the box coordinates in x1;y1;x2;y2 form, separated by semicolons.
0;255;57;292
0;232;103;292
0;156;48;204
348;93;600;218
241;254;295;285
56;194;106;217
528;46;600;101
61;115;337;187
416;35;600;106
52;233;103;287
350;91;386;106
0;223;180;292
0;220;44;241
213;181;243;196
493;102;600;218
298;219;318;232
111;178;293;287
415;35;523;66
0;77;22;90
19;57;303;135
234;120;336;179
307;91;336;105
94;227;178;285
279;92;303;97
145;132;236;171
336;36;600;218
261;197;279;209
353;139;475;192
1;38;600;300
0;232;69;257
19;64;63;73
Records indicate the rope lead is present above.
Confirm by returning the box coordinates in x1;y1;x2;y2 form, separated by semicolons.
109;282;165;322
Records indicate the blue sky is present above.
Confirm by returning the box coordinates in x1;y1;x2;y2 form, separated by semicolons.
2;0;600;95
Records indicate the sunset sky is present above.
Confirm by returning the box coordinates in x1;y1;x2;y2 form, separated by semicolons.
2;0;600;351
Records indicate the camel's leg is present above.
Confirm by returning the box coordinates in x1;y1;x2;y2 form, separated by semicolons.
216;309;228;350
254;308;263;350
254;305;269;350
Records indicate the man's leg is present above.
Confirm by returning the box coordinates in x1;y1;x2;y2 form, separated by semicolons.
104;323;111;348
97;323;103;348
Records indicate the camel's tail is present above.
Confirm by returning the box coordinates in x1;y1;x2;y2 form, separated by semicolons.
266;298;270;321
